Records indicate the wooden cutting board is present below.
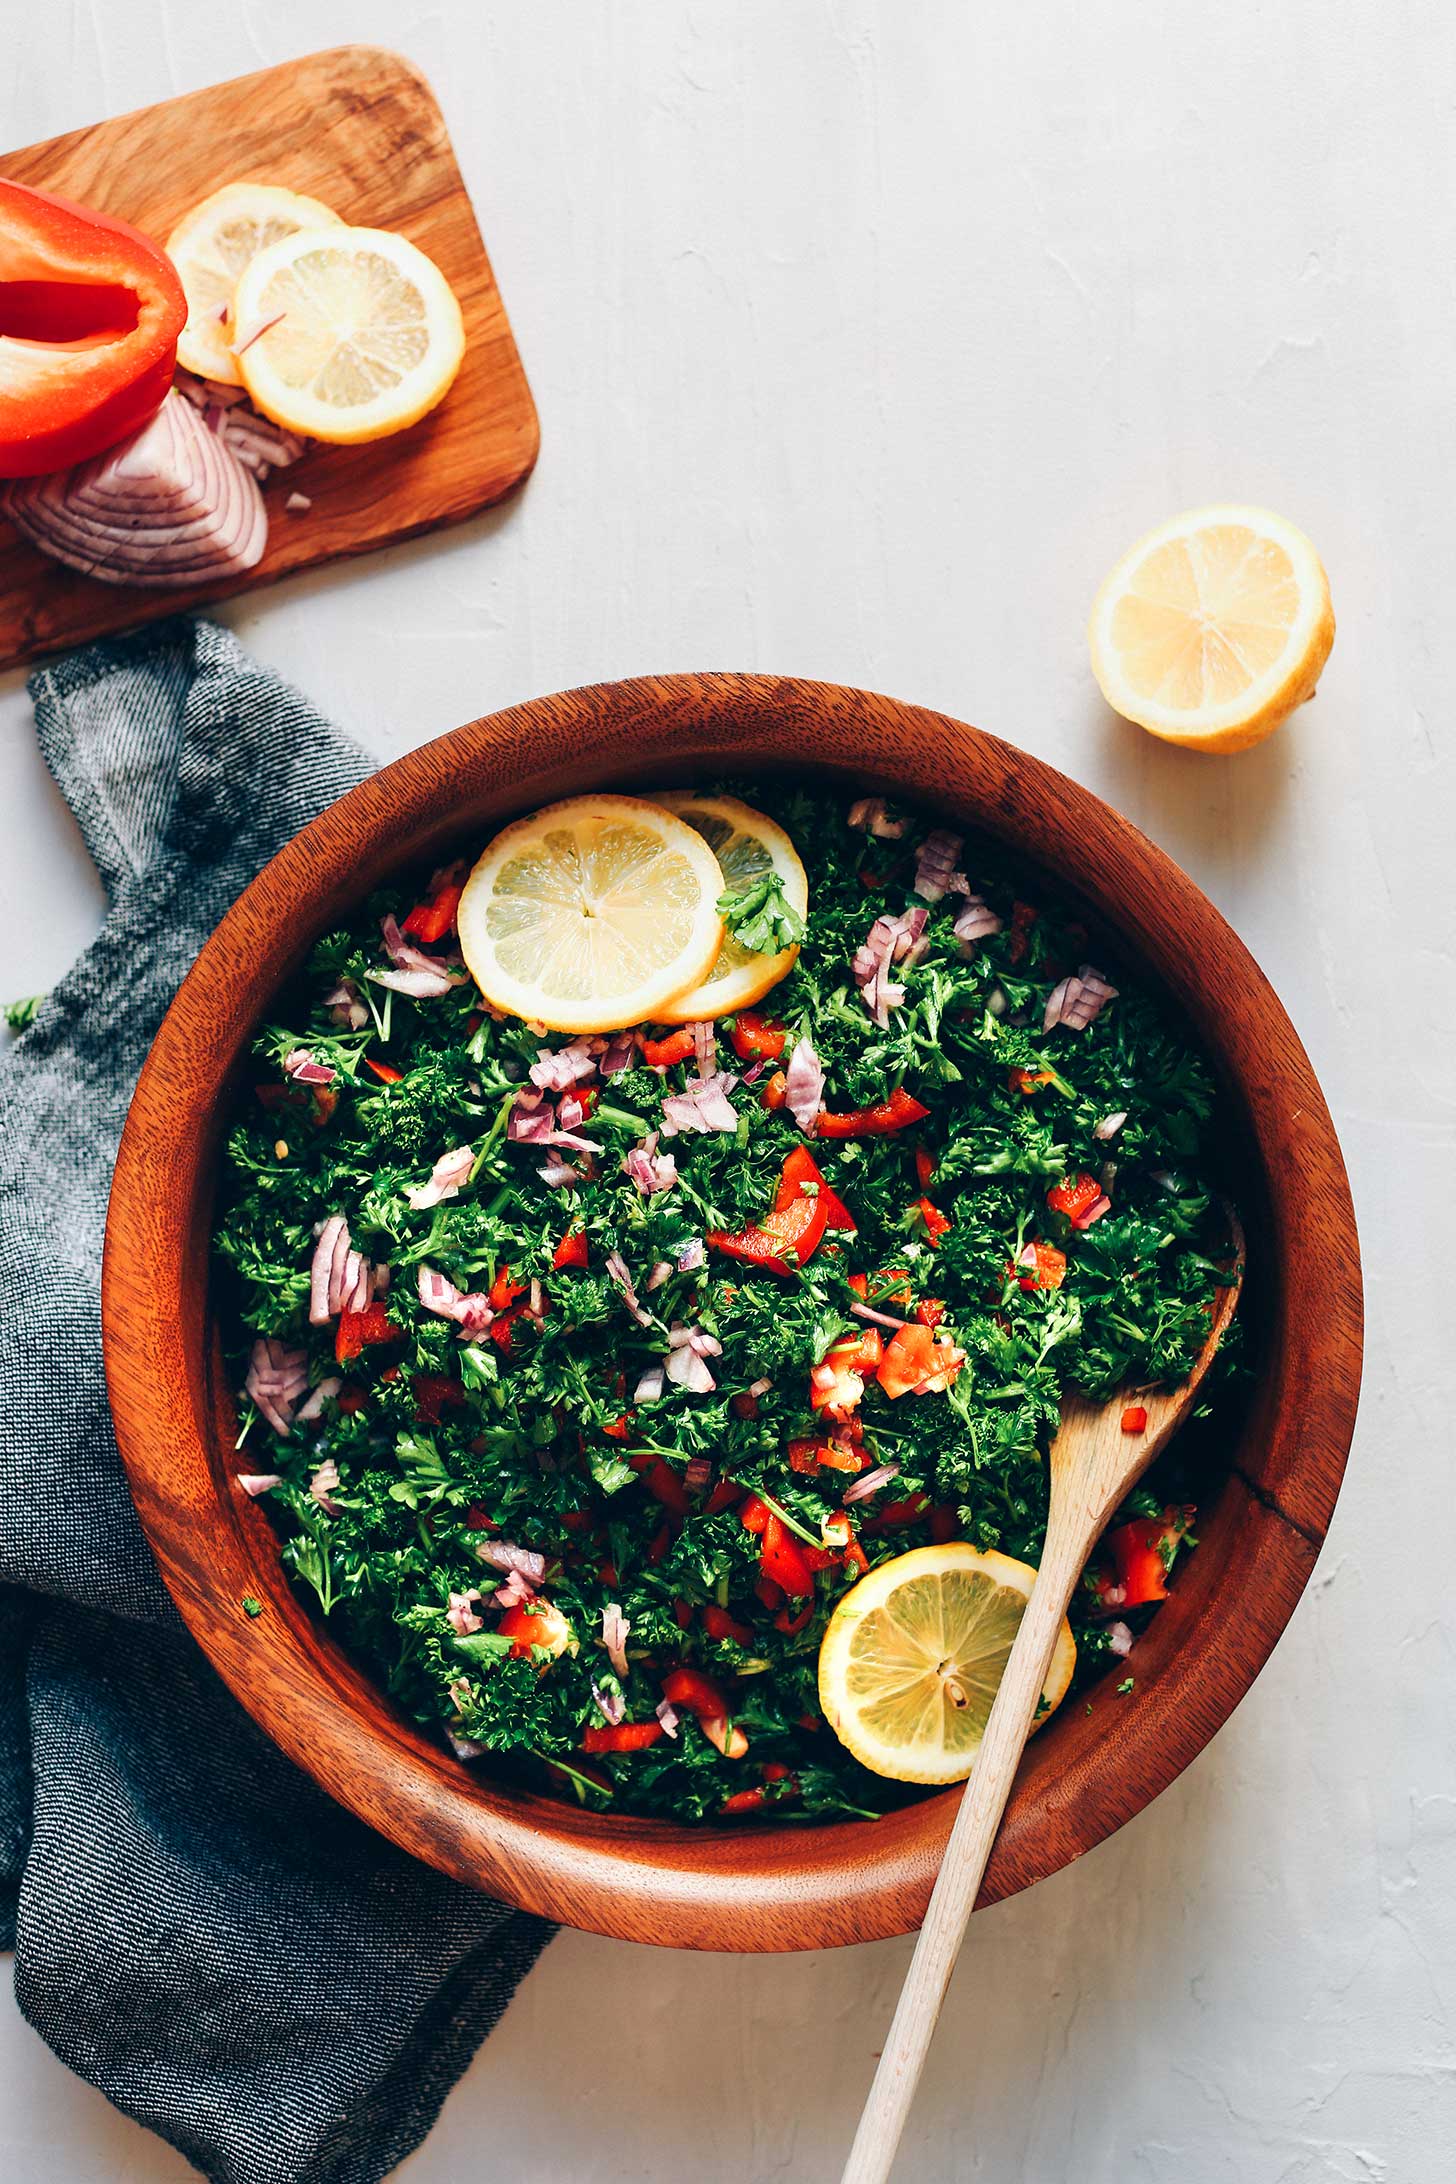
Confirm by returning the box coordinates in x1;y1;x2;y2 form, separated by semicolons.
0;45;538;671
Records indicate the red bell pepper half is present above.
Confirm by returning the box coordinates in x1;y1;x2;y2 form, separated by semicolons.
0;180;187;477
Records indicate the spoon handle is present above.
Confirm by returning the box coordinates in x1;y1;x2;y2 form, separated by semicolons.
839;1517;1088;2184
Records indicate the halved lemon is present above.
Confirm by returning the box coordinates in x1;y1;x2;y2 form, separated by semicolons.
650;792;808;1020
817;1543;1075;1784
166;182;343;386
457;796;727;1034
231;226;465;443
1089;504;1334;753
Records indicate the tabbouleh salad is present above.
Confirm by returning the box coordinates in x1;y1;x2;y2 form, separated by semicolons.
217;781;1230;1823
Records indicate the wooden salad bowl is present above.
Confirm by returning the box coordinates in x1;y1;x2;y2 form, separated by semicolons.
103;673;1362;1951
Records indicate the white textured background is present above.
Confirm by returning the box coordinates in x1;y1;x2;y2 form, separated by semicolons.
3;5;1452;2180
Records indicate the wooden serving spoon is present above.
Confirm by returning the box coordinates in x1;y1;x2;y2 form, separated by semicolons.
841;1216;1244;2184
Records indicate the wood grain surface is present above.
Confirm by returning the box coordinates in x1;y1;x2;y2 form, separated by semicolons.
102;673;1363;1953
0;45;538;670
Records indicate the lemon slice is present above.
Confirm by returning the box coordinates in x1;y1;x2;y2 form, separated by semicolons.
230;226;465;443
649;793;808;1020
1089;504;1335;753
165;182;343;386
817;1543;1075;1784
457;795;727;1034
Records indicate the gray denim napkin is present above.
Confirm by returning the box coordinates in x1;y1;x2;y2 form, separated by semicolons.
0;618;553;2184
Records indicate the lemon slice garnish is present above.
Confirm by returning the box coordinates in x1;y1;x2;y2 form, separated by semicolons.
1089;503;1334;752
231;226;465;443
457;795;727;1034
650;792;807;1020
817;1543;1076;1784
165;181;343;386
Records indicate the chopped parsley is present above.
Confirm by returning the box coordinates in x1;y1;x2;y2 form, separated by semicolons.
212;781;1225;1822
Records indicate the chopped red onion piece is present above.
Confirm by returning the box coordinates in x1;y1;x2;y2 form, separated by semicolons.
1094;1111;1128;1142
913;828;964;903
842;1462;900;1506
689;1019;716;1078
847;796;908;839
1107;1620;1135;1659
295;1375;342;1423
601;1602;631;1679
606;1252;652;1326
309;1215;347;1325
1070;1192;1112;1230
683;1457;712;1492
406;1143;475;1211
953;896;1003;953
660;1071;739;1137
285;491;312;512
747;1376;773;1399
309;1458;342;1514
1043;963;1118;1033
529;1041;599;1092
322;977;369;1030
624;1131;678;1195
282;1047;335;1086
783;1037;825;1133
676;1237;706;1272
655;1699;681;1739
447;1589;484;1637
593;1682;626;1726
645;1260;673;1291
853;907;929;1027
475;1541;548;1583
633;1364;665;1404
236;1472;281;1497
538;1157;582;1189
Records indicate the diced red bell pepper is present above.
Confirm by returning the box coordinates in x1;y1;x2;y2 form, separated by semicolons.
489;1266;526;1311
1017;1241;1067;1291
877;1322;964;1398
602;1413;633;1441
928;1506;960;1544
706;1477;745;1515
1047;1173;1104;1223
788;1438;825;1474
917;1196;952;1246
707;1187;827;1275
760;1512;815;1598
661;1666;731;1719
0;180;188;477
364;1059;404;1084
755;1573;784;1612
647;1522;675;1566
552;1228;589;1270
629;1451;691;1515
773;1597;815;1635
412;1374;465;1424
497;1601;572;1658
1121;1405;1149;1435
731;1389;760;1420
1007;900;1037;966
914;1143;935;1191
581;1720;664;1753
337;1386;368;1416
914;1298;946;1329
815;1441;865;1474
702;1604;754;1644
728;1011;787;1062
400;871;464;945
641;1027;697;1067
848;1267;913;1306
738;1496;771;1535
773;1143;857;1235
816;1086;931;1138
864;1492;932;1532
335;1302;399;1364
840;1533;870;1576
721;1786;770;1814
761;1070;788;1111
671;1598;695;1629
1009;1066;1056;1095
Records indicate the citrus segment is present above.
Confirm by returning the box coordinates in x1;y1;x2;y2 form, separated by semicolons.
457;795;727;1033
650;792;808;1019
165;181;343;385
817;1543;1075;1784
231;226;465;443
1088;503;1334;751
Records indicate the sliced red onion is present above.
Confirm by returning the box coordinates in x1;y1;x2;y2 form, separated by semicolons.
295;1375;342;1423
850;1300;908;1331
592;1682;626;1726
309;1458;342;1514
447;1589;485;1637
3;392;266;589
475;1540;548;1583
661;1071;739;1137
847;797;908;839
913;828;964;903
309;1215;348;1325
655;1699;681;1739
601;1602;631;1679
605;1251;653;1326
244;1337;309;1435
1070;1193;1112;1230
953;896;1003;953
1107;1620;1135;1659
1043;964;1119;1034
491;1569;534;1611
1094;1111;1128;1142
689;1019;716;1078
237;1472;281;1497
233;308;287;356
529;1041;599;1092
665;1336;716;1394
783;1038;825;1134
853;907;929;1027
623;1131;678;1195
508;1089;555;1143
322;977;369;1030
406;1144;475;1211
842;1462;900;1505
372;913;467;999
633;1363;666;1404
